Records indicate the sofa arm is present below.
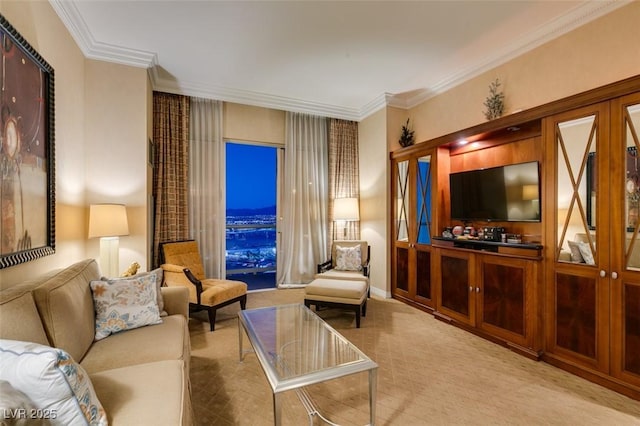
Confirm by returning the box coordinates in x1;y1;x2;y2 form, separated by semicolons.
160;286;189;319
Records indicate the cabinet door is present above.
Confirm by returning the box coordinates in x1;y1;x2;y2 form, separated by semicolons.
545;103;610;373
391;153;435;309
415;154;434;306
436;249;475;326
478;255;533;348
392;158;411;297
610;93;640;388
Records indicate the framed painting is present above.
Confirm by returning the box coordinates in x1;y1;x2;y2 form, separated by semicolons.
0;15;55;269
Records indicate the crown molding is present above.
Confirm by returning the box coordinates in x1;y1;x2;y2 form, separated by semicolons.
49;0;156;68
51;0;630;121
150;70;362;121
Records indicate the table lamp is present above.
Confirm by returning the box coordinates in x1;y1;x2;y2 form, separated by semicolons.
333;197;359;239
88;204;129;277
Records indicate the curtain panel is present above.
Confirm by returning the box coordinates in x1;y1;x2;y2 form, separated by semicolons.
278;113;329;285
328;118;360;249
189;98;225;278
152;92;190;267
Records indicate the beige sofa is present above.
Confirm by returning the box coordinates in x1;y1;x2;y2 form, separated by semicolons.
0;259;192;425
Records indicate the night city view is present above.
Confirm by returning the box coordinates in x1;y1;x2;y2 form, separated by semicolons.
225;143;277;289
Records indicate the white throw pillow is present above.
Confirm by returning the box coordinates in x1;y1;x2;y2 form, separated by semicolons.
0;339;108;426
90;274;162;341
567;240;585;263
577;241;596;265
335;245;363;271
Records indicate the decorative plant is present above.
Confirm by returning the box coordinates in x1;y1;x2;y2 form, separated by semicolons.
399;118;415;147
483;78;505;120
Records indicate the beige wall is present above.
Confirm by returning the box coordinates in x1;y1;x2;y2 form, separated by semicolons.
84;60;148;274
358;108;389;297
0;1;148;287
408;2;640;144
223;102;285;144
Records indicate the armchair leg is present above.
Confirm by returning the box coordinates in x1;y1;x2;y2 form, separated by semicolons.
207;307;217;332
240;294;247;310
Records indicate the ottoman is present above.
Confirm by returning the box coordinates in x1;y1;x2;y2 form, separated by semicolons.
304;278;368;328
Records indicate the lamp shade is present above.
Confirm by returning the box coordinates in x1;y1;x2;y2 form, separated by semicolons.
88;204;129;238
522;184;539;201
333;197;360;221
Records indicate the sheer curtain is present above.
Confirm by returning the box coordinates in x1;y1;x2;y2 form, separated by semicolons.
278;113;329;285
189;97;225;278
152;92;190;267
328;118;360;248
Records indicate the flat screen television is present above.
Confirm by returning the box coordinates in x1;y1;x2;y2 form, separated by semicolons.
449;161;540;222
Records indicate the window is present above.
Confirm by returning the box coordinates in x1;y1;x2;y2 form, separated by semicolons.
225;142;278;290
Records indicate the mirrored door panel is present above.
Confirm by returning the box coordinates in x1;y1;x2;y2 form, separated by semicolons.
416;155;432;245
396;160;409;242
624;104;640;270
556;115;597;264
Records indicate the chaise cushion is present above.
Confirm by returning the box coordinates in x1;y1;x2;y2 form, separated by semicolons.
305;279;367;305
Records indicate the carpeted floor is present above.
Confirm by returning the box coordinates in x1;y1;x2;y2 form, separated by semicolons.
188;289;640;425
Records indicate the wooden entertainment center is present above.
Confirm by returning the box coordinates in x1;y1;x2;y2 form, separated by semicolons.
390;75;640;400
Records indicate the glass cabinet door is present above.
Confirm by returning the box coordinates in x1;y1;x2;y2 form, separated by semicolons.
612;95;640;387
547;103;610;373
415;155;433;302
394;159;410;293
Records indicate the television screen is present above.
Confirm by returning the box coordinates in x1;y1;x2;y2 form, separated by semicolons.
450;161;540;222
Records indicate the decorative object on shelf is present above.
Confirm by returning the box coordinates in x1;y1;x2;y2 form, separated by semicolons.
121;261;141;277
452;225;464;237
483;78;505;120
398;118;415;147
442;227;453;239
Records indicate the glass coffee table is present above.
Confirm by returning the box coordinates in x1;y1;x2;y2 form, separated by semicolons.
238;303;378;425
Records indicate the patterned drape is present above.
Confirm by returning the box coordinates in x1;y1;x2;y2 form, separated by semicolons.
328;118;360;249
152;92;190;267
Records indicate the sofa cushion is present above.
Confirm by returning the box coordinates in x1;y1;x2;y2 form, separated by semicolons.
32;259;101;362
90;360;190;426
80;314;189;374
90;275;162;341
0;339;108;425
0;285;50;346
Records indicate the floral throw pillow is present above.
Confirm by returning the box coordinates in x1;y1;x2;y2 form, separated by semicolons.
0;339;108;425
335;245;363;271
90;274;162;341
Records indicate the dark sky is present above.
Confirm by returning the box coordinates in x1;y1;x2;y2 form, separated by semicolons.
226;142;277;210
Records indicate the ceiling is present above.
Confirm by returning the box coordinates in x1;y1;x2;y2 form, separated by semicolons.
49;1;627;121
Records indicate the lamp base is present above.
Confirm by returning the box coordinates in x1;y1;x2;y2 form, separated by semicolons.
99;236;120;278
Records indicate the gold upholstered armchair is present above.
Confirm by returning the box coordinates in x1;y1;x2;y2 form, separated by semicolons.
160;240;247;331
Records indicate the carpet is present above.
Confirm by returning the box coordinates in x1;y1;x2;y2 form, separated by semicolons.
188;289;640;425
